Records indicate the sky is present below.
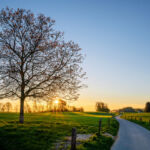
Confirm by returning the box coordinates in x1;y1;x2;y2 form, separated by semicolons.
0;0;150;111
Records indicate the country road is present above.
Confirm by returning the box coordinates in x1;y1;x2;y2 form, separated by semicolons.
111;116;150;150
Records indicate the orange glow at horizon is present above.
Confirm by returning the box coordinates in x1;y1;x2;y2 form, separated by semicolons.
1;93;147;112
70;89;147;111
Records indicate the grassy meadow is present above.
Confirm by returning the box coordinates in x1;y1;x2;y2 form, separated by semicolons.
0;112;119;150
122;113;150;130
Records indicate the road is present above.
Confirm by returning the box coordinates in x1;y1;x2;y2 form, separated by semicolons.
111;116;150;150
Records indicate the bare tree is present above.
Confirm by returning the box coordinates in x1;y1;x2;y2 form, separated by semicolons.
96;102;110;112
46;100;52;112
33;100;38;112
57;99;67;112
0;102;2;112
0;8;85;123
24;101;31;113
145;102;150;112
40;104;45;112
1;104;5;112
14;104;19;112
4;102;12;112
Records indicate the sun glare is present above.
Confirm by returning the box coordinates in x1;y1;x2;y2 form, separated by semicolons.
54;100;59;104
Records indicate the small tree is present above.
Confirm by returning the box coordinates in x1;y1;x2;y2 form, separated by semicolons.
14;104;19;112
33;100;38;112
57;99;67;112
0;8;85;123
96;102;110;112
0;103;2;112
5;102;12;112
145;102;150;112
24;101;31;113
1;104;5;112
46;100;52;112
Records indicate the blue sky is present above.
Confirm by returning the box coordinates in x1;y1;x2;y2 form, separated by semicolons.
1;0;150;110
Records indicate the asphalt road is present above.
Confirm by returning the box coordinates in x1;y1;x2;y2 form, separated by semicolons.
111;116;150;150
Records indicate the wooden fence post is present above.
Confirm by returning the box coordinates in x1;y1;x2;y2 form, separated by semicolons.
71;128;77;150
140;117;142;122
98;119;102;136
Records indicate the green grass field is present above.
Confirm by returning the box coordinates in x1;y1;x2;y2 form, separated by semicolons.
0;112;119;150
121;113;150;130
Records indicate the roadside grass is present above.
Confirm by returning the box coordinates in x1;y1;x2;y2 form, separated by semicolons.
121;113;150;130
77;135;114;150
0;112;119;150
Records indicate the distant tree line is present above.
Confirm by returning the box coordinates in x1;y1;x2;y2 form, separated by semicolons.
0;100;84;113
112;107;143;113
0;102;12;112
114;102;150;113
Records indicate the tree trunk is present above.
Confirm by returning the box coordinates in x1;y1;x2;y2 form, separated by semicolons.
19;97;25;123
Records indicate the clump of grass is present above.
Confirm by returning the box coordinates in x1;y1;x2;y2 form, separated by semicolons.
76;134;114;150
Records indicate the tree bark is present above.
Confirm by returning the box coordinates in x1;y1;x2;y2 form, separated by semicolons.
19;97;25;123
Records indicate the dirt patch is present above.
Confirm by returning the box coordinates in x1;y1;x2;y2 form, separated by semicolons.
103;132;117;140
66;134;93;141
54;134;94;150
54;133;116;150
